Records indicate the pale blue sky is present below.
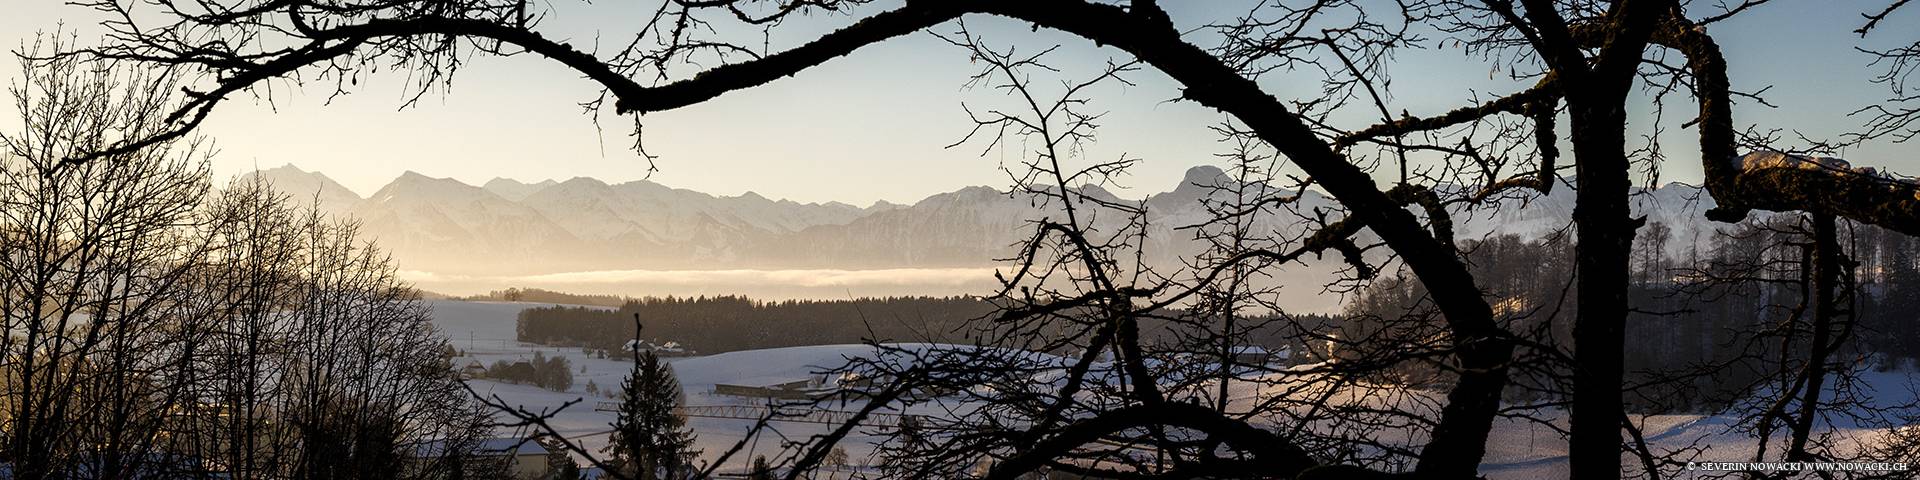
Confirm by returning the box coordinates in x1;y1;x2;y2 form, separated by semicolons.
3;1;1914;205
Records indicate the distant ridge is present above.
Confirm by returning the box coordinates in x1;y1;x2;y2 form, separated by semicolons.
250;165;1738;311
482;178;558;201
247;164;362;213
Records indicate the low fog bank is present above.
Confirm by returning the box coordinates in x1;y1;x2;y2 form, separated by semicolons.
405;267;1004;302
404;267;1351;313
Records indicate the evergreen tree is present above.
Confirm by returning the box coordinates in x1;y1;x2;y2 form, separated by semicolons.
748;456;773;480
540;436;583;480
1872;233;1920;366
603;350;699;480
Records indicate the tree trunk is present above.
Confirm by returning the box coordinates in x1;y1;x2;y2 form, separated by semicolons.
1568;99;1637;480
1788;213;1839;460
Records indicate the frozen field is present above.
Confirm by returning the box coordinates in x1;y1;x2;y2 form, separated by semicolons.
426;300;1917;477
430;300;924;472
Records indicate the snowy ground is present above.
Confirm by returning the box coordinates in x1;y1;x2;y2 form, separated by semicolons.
427;300;1917;478
430;300;915;473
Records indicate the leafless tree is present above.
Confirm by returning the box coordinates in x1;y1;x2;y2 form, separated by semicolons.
0;38;498;479
1854;0;1920;144
0;35;216;478
1666;211;1920;480
179;177;498;479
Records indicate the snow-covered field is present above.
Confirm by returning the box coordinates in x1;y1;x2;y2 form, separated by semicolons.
431;300;918;472
427;300;1917;477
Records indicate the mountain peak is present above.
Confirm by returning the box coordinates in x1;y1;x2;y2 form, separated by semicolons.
395;170;440;182
370;171;494;204
1179;165;1228;190
1077;184;1123;203
484;177;558;201
564;176;607;185
248;164;361;212
261;163;311;175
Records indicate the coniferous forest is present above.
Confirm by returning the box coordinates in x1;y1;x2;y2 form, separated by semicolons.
516;296;1351;357
1347;219;1920;413
517;296;997;354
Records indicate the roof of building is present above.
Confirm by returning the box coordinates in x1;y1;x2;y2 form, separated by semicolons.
624;339;687;352
716;375;819;389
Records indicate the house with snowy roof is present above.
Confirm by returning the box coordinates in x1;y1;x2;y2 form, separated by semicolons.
411;437;551;480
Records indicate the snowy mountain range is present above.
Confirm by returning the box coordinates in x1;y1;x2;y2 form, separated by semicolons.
252;165;1735;280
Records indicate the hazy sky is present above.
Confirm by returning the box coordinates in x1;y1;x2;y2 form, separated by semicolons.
3;1;1916;206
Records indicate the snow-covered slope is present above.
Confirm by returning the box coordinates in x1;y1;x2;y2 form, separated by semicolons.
429;300;955;470
482;178;558;202
521;178;870;242
248;164;362;213
427;300;1920;477
351;172;589;274
251;165;1751;289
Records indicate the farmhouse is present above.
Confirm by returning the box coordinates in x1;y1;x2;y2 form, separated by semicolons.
713;375;827;400
832;371;952;400
411;437;552;480
623;339;692;357
452;357;487;379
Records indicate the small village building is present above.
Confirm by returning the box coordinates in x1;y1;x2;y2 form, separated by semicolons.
624;339;691;357
411;437;551;480
481;439;552;480
1229;345;1291;366
713;375;827;400
832;371;952;400
453;357;487;379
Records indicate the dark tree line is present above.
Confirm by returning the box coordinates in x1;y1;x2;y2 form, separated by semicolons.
516;296;995;355
460;288;634;308
483;351;575;392
1350;218;1920;412
516;295;1338;358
